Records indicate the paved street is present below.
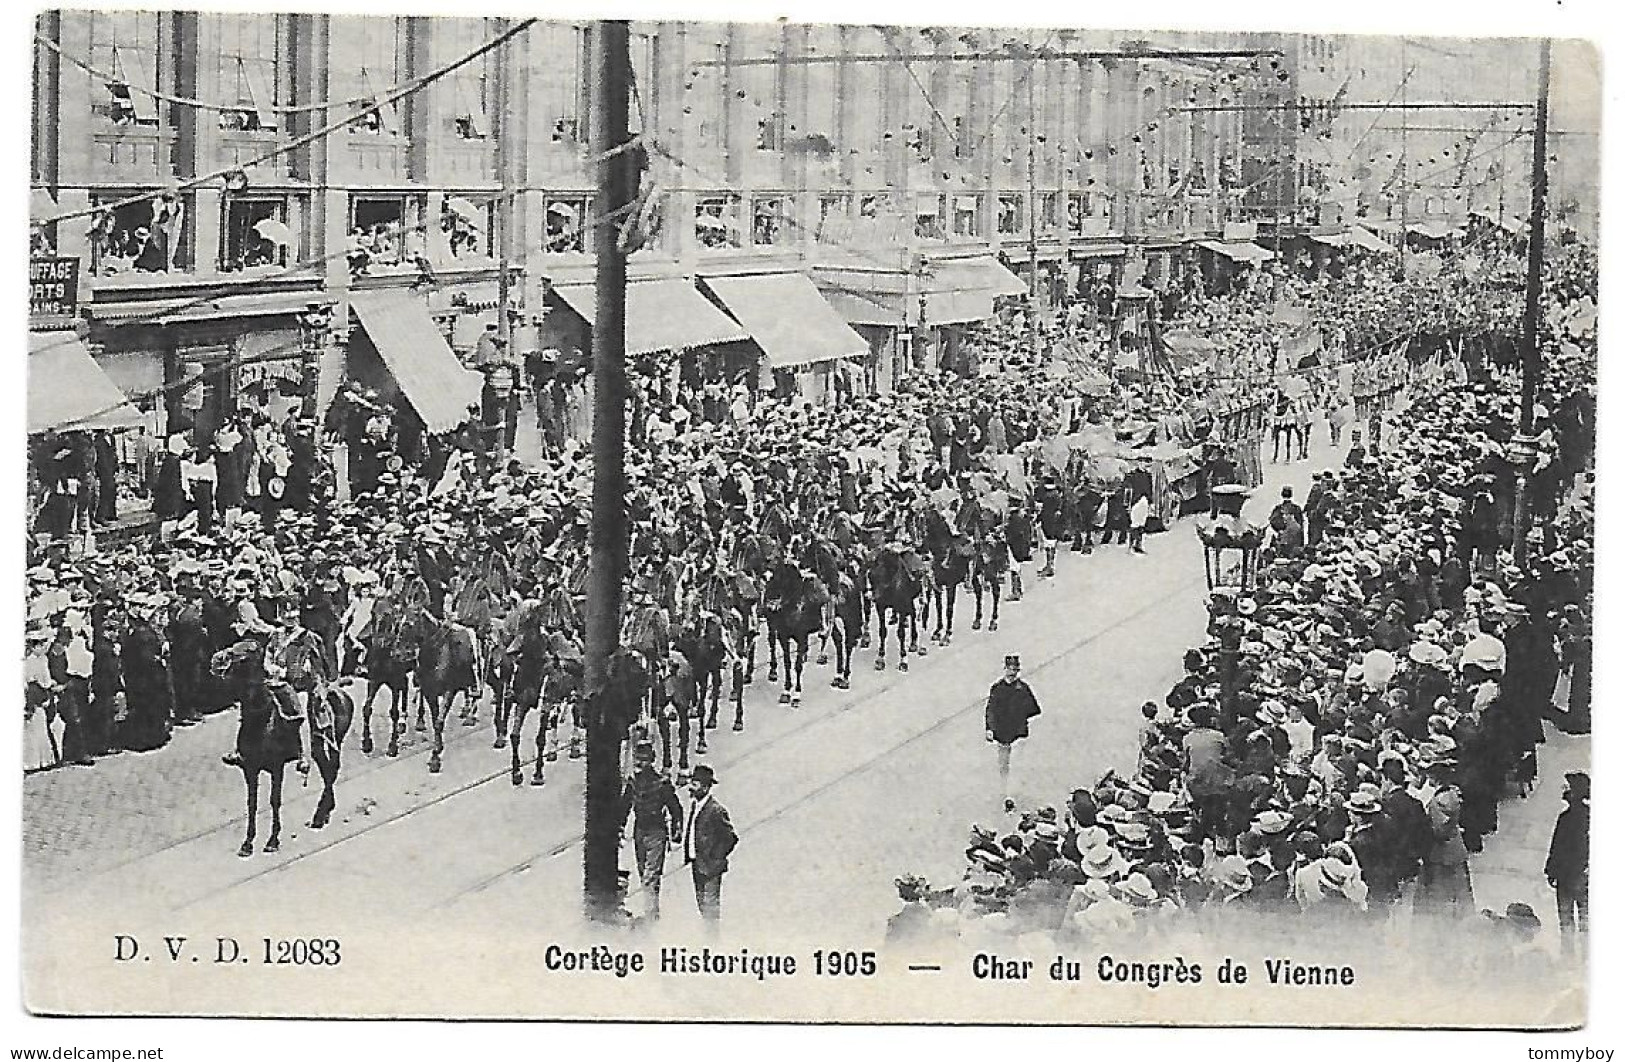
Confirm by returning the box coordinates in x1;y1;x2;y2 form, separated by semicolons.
24;416;1586;1001
26;425;1328;926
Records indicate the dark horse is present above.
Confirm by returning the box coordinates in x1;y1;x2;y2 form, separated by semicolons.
359;593;418;757
970;526;1009;633
307;685;356;830
921;508;973;646
808;541;866;691
408;608;480;774
676;603;731;753
503;620;582;787
762;559;827;707
868;545;923;671
212;637;304;857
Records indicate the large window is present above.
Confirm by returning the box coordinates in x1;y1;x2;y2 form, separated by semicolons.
914;193;944;240
89;191;188;276
751;195;787;246
545;195;591;252
438;195;495;261
997;194;1023;236
333;17;405;136
952;194;979;238
817;194;851;244
346;194;424;271
216;13;279;131
221;196;289;271
696;194;741;249
88;11;163;126
443;19;492;140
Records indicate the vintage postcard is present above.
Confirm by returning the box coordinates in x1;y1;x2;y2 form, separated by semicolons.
20;8;1597;1026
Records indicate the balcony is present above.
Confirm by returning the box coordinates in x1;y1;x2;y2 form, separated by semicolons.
90;126;175;183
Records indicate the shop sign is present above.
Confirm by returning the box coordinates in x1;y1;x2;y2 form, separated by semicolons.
237;356;305;391
29;256;80;318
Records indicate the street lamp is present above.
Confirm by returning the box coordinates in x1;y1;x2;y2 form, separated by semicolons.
296;301;334;421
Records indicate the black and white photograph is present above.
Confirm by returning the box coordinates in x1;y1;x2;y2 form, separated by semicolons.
13;1;1607;1035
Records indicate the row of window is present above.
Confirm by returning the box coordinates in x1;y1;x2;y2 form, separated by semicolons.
43;187;1129;278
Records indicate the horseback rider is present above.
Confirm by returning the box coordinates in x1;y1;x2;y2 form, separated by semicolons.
220;603;307;775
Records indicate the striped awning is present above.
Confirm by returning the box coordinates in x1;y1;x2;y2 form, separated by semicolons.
29;331;144;434
551;278;750;356
349;291;483;434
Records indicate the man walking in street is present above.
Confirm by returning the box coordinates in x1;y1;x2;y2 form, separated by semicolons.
683;764;737;931
622;739;683;922
1545;770;1589;958
985;654;1041;798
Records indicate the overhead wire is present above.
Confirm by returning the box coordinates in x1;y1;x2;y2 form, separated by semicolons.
34;17;541;227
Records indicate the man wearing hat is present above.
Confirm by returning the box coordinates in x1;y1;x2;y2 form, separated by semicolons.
621;740;684;922
985;654;1042;798
681;764;736;930
1545;770;1589;957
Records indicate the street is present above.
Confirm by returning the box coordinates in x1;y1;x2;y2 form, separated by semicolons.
26;429;1330;931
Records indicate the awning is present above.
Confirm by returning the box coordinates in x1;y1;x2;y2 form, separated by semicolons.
926;255;1028;298
29;331;144;434
349;291;483;434
1347;225;1396;255
1198;240;1275;264
821;290;902;328
1407;221;1462;240
551;278;750;356
1070;241;1130;258
1307;231;1350;248
703;273;869;369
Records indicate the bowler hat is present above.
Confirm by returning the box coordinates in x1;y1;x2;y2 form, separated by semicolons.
691;764;718;786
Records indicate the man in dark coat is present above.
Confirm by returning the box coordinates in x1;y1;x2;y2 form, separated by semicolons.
682;764;737;931
166;573;210;727
1545;771;1589;958
622;740;684;921
986;654;1041;797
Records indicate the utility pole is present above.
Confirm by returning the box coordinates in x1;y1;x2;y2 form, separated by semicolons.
1026;45;1040;365
582;19;634;924
1510;38;1551;569
492;16;517;456
1397;37;1408;281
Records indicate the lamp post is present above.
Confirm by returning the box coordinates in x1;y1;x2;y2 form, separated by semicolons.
296;301;333;422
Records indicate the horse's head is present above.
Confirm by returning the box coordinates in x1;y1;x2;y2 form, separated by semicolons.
210;637;264;682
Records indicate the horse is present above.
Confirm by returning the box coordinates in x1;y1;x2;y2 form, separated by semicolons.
761;560;826;707
921;507;973;646
358;593;419;757
823;559;867;690
409;608;481;774
868;546;922;671
675;605;730;753
504;623;582;787
307;685;355;830
212;637;305;857
970;527;1010;633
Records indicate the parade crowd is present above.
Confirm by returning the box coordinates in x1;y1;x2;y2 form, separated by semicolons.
893;242;1595;969
23;231;1592;955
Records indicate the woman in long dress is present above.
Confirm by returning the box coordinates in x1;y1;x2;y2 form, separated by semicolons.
24;633;59;772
